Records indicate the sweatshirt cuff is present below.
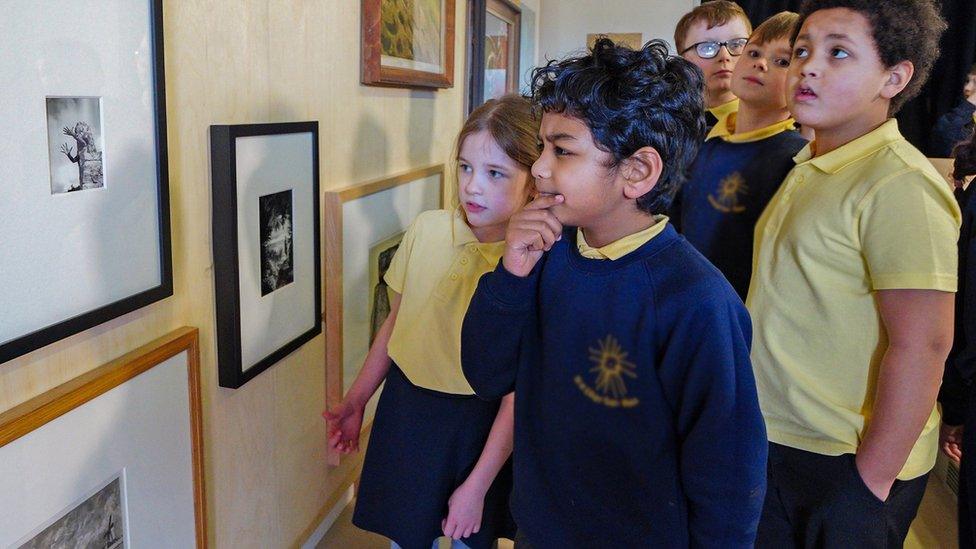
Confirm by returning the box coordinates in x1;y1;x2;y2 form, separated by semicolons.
482;259;540;312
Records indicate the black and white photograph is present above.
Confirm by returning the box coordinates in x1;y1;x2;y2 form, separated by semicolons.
46;97;105;194
210;122;320;388
18;476;125;549
260;189;294;296
368;232;403;344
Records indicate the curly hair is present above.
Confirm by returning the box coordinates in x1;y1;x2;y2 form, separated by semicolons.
953;131;976;182
794;0;946;113
530;38;706;214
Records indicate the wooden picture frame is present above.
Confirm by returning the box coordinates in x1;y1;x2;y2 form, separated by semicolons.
323;164;445;463
0;0;172;365
0;327;206;548
466;0;521;112
210;122;322;389
361;0;456;89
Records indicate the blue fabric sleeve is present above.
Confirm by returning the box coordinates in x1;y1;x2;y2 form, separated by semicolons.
461;260;539;400
658;293;767;548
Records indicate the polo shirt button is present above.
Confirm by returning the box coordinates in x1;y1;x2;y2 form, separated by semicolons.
450;273;459;281
467;244;476;252
460;257;468;265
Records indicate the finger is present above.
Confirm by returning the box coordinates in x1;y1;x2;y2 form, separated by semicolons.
442;518;449;537
512;221;559;250
462;526;473;539
473;523;480;534
525;193;565;210
515;210;563;239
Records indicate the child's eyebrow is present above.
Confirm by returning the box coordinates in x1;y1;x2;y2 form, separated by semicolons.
541;133;577;143
486;163;510;172
825;33;853;42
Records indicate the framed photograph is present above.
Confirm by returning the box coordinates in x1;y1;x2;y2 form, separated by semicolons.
0;0;172;364
361;0;456;88
0;327;206;548
15;474;126;549
210;122;322;389
368;231;405;345
586;32;644;50
466;0;521;112
323;165;444;461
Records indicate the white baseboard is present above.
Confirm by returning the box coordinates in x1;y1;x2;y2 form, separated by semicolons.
301;484;355;549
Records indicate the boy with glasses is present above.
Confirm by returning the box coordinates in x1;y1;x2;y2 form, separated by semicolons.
674;1;753;128
671;12;807;300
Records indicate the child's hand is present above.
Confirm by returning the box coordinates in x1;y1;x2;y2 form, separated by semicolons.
441;481;486;541
941;422;964;464
503;193;564;277
322;400;364;454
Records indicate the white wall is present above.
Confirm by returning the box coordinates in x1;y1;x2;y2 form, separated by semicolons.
538;0;699;62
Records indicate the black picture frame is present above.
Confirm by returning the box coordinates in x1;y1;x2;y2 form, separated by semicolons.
210;122;322;389
0;0;172;365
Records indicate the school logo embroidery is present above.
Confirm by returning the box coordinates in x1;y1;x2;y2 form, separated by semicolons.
574;335;639;408
707;171;748;213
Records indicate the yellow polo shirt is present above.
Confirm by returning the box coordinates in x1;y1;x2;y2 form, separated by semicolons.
577;216;669;259
385;209;505;394
708;98;740;126
746;119;960;479
706;111;797;143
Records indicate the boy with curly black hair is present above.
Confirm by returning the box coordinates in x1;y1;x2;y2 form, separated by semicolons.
461;38;767;548
748;1;959;546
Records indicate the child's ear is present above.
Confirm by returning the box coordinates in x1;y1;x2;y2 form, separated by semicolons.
621;147;663;200
881;60;915;101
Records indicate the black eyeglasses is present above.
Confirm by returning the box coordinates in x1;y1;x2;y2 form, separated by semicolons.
681;38;749;59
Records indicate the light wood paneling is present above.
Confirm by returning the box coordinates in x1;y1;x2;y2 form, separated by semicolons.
0;0;469;546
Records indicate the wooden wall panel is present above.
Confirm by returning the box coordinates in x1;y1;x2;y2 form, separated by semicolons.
0;0;469;546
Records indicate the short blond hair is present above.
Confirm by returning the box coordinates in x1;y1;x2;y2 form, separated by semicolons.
674;1;753;52
749;11;799;46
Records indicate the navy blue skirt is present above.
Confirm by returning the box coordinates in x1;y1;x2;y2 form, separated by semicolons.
352;364;515;549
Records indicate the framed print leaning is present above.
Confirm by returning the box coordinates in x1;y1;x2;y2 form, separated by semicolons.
210;122;322;389
0;327;206;548
362;0;456;88
323;164;444;460
0;0;172;364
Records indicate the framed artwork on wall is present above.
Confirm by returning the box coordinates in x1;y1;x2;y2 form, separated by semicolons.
323;164;444;462
0;327;206;548
466;0;521;113
361;0;457;88
586;32;644;50
0;0;172;365
210;122;322;389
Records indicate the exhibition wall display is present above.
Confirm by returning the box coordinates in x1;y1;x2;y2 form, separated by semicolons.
0;0;173;365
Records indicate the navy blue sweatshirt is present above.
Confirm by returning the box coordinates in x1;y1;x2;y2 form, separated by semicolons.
670;131;807;299
461;224;767;548
931;100;976;158
941;183;976;425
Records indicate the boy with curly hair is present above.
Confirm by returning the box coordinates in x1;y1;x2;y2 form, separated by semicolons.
747;1;960;546
461;38;767;548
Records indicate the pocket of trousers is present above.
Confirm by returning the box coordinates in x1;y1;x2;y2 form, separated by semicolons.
846;453;887;507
